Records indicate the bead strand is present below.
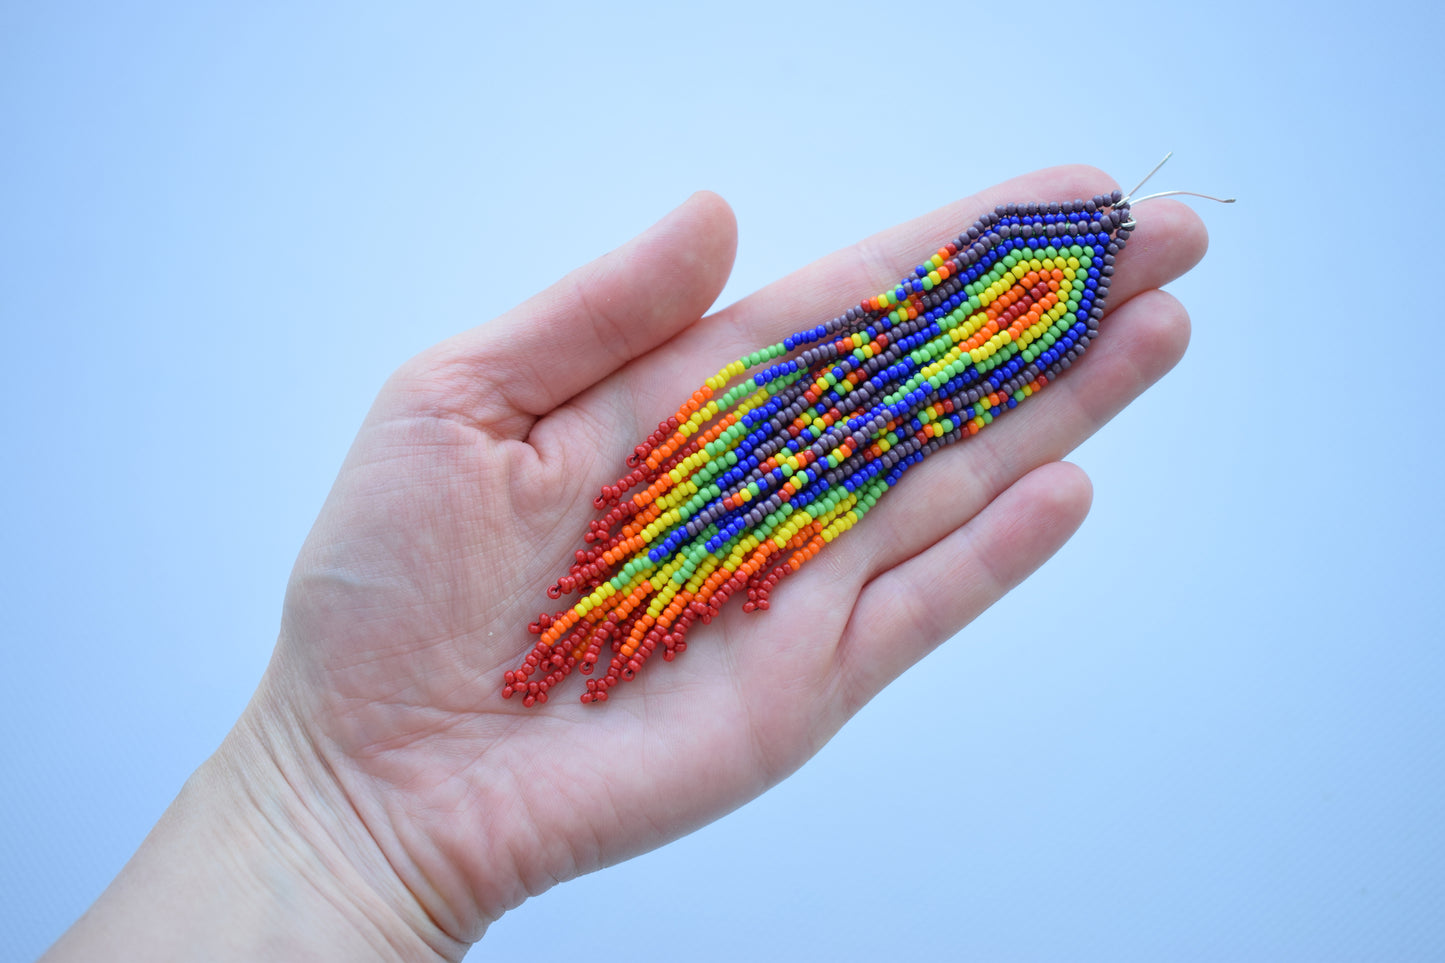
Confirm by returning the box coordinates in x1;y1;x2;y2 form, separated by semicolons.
504;192;1133;705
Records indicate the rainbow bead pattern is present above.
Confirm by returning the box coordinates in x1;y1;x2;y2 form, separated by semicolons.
503;190;1135;705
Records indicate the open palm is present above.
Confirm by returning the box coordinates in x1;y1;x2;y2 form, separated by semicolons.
261;166;1206;950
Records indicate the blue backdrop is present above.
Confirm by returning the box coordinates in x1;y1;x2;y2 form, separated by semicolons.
3;2;1442;959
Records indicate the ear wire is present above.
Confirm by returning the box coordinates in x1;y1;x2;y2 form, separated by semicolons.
1129;189;1237;205
1121;151;1177;205
1118;153;1235;228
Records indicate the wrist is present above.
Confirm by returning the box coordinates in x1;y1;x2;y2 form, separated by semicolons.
44;682;470;963
217;693;471;961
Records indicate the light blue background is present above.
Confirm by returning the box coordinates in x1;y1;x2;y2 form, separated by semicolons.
3;2;1442;960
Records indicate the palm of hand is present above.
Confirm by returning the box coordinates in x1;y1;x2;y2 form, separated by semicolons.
280;393;858;929
261;174;1205;942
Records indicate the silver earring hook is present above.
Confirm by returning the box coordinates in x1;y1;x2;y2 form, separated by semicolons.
1117;153;1235;228
1129;189;1237;205
1120;151;1175;205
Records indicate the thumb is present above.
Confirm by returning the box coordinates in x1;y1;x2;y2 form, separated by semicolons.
403;191;738;437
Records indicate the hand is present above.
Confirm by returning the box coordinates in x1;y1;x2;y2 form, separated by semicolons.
46;166;1207;961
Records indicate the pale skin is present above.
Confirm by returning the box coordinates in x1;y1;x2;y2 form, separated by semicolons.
45;166;1207;961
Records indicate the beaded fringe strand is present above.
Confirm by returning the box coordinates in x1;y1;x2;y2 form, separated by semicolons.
503;190;1134;705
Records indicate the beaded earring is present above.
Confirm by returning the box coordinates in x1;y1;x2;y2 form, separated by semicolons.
503;159;1229;706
